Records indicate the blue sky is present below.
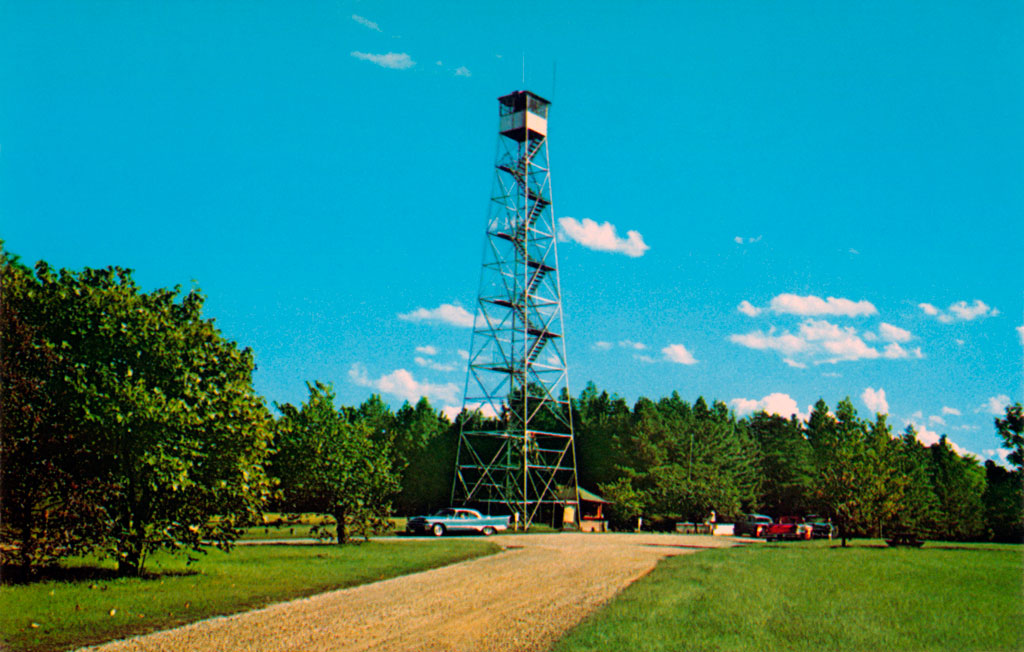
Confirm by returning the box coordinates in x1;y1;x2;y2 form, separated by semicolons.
2;2;1021;463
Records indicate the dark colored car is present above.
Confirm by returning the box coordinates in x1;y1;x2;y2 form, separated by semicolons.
733;513;773;537
804;514;834;539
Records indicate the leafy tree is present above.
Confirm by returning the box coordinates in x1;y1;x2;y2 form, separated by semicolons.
809;398;874;545
272;382;398;543
928;437;986;540
1;256;108;575
391;397;452;515
994;403;1023;472
747;412;813;516
1;256;273;575
887;427;940;538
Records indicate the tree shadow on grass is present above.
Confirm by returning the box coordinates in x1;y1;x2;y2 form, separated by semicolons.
1;564;199;586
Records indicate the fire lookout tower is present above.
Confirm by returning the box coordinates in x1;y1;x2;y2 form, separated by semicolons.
452;91;579;529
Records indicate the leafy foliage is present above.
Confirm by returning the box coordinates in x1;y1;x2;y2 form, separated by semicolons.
1;254;273;575
272;383;399;543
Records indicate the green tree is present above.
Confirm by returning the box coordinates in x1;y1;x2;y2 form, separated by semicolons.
1;257;273;575
391;397;452;515
747;412;813;516
928;437;986;540
887;427;940;539
994;403;1023;472
273;382;399;543
809;398;874;546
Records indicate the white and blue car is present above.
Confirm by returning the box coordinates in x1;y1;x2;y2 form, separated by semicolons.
406;508;510;537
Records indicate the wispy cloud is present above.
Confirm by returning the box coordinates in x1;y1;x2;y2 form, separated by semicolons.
738;300;763;317
919;299;999;323
730;319;923;365
769;294;877;317
349;363;458;404
731;393;810;421
415;345;438;356
978;395;1010;416
877;322;912;342
907;419;975;458
734;235;762;245
351;51;415;70
352;14;382;32
662;343;698;365
398;303;474;327
414;357;456;372
941;406;961;416
558;217;649;257
454;66;471;77
1017;325;1024;345
441;402;499;422
862;387;889;415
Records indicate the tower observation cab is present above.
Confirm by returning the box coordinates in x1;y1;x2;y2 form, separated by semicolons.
499;91;549;142
452;90;579;530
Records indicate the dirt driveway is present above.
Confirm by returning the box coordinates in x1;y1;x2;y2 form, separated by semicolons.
82;533;739;652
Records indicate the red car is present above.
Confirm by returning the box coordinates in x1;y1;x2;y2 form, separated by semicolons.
764;516;812;541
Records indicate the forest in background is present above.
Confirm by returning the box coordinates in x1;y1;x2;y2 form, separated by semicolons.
3;256;1021;578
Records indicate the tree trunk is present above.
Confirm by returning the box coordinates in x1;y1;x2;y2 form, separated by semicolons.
334;509;347;545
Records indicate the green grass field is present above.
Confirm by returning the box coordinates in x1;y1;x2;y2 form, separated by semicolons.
236;513;409;540
552;539;1024;652
0;540;498;652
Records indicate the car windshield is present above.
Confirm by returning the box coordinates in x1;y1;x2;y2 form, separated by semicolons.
434;509;455;516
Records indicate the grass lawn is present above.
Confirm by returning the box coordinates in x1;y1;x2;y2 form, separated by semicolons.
237;513;409;540
1;539;498;652
552;539;1024;652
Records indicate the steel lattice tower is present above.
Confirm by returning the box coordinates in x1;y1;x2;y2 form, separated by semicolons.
453;90;579;529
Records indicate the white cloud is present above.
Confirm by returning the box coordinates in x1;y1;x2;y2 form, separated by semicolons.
414;357;456;372
949;300;998;321
441;402;499;422
862;387;889;415
415;345;438;356
619;340;647;350
878;322;912;342
979;395;1011;416
941;406;962;416
731;319;923;366
783;358;807;369
398;303;474;327
662;344;698;365
729;329;808;356
983;448;1011;466
458;349;470;360
594;341;614;351
908;419;974;457
731;393;809;421
454;66;471;77
1017;325;1024;345
734;236;744;244
634;354;658;364
920;299;998;323
352;14;382;32
738;300;763;317
558;217;649;257
349;363;459;404
734;235;762;245
769;294;877;317
351;51;415;70
929;415;946;425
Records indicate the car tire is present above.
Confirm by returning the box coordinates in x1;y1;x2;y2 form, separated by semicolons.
482;526;496;536
432;524;446;537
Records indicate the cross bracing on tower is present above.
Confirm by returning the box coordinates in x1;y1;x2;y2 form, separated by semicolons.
452;90;579;529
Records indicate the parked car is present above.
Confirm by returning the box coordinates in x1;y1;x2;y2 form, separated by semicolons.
406;508;510;537
804;514;834;539
764;515;812;541
733;513;773;537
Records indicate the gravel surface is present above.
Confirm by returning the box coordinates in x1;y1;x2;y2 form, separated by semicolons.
80;533;739;652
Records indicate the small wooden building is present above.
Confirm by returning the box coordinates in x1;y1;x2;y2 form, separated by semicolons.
577;487;610;533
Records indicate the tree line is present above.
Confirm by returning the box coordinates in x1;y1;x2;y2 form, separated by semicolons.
2;256;1021;577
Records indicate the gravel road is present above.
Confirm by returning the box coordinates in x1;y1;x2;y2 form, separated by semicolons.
81;533;739;652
